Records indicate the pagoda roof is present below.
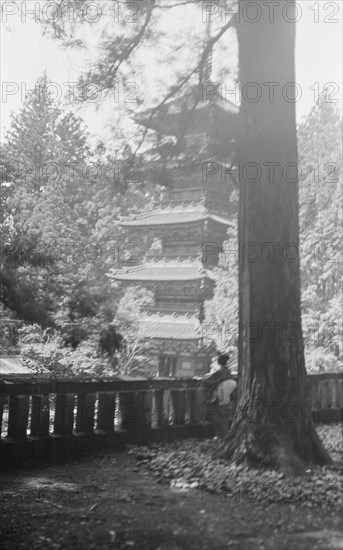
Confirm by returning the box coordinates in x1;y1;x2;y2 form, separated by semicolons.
120;207;233;228
0;355;32;375
134;85;239;136
114;260;215;282
138;314;203;341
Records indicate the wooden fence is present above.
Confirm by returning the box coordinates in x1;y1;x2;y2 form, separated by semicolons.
0;378;213;469
306;372;342;423
0;373;341;469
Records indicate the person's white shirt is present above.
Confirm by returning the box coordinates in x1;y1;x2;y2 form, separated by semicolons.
216;379;237;405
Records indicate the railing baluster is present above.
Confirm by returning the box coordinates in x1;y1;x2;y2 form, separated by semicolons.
97;392;116;433
171;389;186;425
0;396;5;438
186;389;197;424
31;395;49;437
195;387;208;423
54;394;75;436
76;393;96;434
119;391;138;431
8;395;29;439
164;389;173;424
153;390;164;427
336;379;343;409
142;390;153;428
119;390;150;444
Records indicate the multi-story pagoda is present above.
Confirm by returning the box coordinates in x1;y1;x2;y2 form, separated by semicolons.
114;83;238;377
115;18;239;376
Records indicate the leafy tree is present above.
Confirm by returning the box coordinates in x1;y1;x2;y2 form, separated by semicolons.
1;73;108;326
0;83;57;326
298;95;342;372
109;286;155;376
204;223;238;360
1;71;154;372
18;323;103;377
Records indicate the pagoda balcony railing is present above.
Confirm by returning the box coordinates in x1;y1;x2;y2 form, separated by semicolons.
0;373;342;469
165;191;205;203
146;248;202;259
147;303;199;314
157;191;233;207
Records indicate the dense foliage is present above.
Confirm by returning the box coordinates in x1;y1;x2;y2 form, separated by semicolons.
1;74;341;375
0;73;154;375
205;96;342;373
298;96;342;372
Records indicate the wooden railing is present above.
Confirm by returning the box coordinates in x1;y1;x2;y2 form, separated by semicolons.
306;372;342;423
0;378;213;469
0;373;341;469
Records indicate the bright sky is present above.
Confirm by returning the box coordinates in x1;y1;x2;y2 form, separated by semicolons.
1;1;342;145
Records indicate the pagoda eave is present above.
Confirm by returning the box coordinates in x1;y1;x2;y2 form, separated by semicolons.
134;88;239;137
114;273;215;283
120;214;234;229
136;314;206;339
146;336;216;357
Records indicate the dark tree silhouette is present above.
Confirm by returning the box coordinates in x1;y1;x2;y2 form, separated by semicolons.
98;324;124;358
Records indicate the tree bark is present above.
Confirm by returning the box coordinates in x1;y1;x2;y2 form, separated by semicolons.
222;1;331;474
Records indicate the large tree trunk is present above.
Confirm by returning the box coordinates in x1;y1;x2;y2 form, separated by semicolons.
222;1;331;474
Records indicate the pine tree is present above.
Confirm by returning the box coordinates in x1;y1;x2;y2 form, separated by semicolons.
2;72;153;330
1;73;96;325
299;95;343;371
5;72;61;194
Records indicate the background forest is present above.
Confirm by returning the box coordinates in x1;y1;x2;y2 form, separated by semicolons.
1;74;342;376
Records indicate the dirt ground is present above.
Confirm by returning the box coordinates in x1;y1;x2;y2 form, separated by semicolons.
1;448;342;550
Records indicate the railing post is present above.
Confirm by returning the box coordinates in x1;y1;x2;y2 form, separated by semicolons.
196;386;208;423
142;390;153;428
171;389;186;425
0;395;5;438
8;395;29;439
153;390;165;427
97;393;116;433
119;391;138;432
31;395;50;437
119;390;150;444
54;394;75;436
186;389;197;424
164;389;173;424
76;393;96;434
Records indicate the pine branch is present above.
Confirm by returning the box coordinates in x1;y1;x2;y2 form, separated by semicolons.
133;16;235;155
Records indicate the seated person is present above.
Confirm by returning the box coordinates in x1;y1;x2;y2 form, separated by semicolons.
202;352;237;437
